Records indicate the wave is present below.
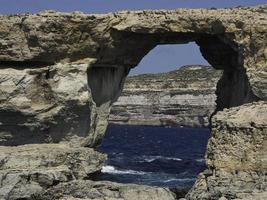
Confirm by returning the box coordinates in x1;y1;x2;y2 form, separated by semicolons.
163;178;196;183
101;165;146;175
195;158;205;163
142;156;182;163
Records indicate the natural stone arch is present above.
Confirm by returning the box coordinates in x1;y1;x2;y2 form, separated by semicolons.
91;31;257;107
0;7;266;199
0;7;266;147
86;31;258;146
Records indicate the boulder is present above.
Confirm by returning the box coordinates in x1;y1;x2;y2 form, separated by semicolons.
0;143;106;199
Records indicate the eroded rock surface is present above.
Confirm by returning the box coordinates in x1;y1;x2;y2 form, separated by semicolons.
0;143;106;199
109;65;222;127
0;62;93;146
0;6;266;146
0;6;266;200
32;180;176;200
187;102;267;200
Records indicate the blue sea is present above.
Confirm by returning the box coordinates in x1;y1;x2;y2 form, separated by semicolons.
97;124;211;189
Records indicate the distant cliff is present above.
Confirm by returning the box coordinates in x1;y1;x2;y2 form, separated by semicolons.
109;65;222;127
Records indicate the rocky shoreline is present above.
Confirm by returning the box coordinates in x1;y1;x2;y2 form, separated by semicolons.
109;65;222;127
0;143;176;200
1;102;265;200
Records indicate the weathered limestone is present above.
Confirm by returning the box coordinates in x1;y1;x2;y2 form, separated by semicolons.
0;62;94;145
0;6;266;147
109;65;222;127
0;6;266;200
0;143;106;199
0;144;177;200
32;180;176;200
187;102;267;200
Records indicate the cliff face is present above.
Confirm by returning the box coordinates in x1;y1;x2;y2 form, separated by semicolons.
0;6;266;199
109;65;222;127
187;102;267;200
0;63;91;146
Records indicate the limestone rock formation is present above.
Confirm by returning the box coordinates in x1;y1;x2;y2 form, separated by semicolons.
0;6;266;147
187;102;267;200
0;6;266;200
0;143;106;199
109;65;222;127
32;180;176;200
0;62;93;146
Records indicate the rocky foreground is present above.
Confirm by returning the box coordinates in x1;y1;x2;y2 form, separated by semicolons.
109;65;222;127
0;102;266;200
0;143;176;200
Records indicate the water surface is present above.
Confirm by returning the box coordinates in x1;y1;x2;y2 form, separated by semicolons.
97;124;211;189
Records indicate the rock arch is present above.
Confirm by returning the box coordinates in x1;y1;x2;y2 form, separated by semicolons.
0;6;266;147
90;31;258;110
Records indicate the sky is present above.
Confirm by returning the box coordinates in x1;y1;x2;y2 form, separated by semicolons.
0;0;266;75
130;43;210;75
0;0;266;14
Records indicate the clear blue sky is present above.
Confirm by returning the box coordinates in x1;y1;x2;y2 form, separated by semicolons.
0;0;266;75
130;43;210;75
0;0;266;14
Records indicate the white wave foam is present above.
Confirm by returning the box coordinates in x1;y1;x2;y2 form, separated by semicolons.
143;156;182;162
195;158;205;163
101;165;146;175
163;178;195;183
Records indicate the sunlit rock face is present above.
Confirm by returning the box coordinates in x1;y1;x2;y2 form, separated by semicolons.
0;62;92;145
109;65;222;127
0;6;266;199
187;102;267;200
0;143;106;199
